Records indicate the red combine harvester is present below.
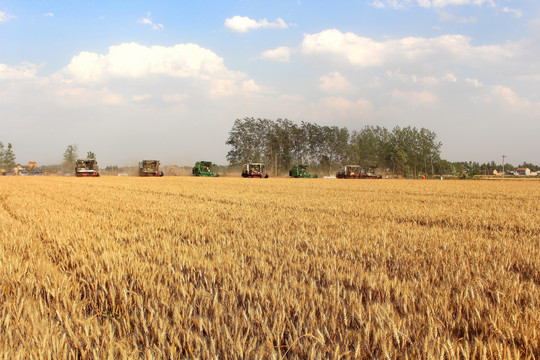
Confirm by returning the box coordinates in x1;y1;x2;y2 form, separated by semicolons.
75;159;100;177
336;165;381;179
139;160;164;177
242;163;268;178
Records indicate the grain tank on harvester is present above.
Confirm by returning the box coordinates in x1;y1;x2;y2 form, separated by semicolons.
75;158;100;177
139;160;164;177
242;163;268;178
289;164;318;178
336;165;382;179
192;161;219;177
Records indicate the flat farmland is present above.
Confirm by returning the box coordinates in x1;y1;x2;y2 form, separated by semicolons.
0;177;539;359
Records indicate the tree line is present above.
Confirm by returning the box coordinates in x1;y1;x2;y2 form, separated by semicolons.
226;118;444;177
1;131;538;177
226;118;540;177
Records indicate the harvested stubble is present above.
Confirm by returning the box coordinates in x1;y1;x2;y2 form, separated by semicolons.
0;176;539;359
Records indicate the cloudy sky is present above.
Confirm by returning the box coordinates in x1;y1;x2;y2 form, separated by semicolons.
1;0;539;167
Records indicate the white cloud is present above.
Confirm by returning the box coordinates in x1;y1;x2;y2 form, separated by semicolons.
44;12;54;17
302;30;384;67
392;89;438;105
491;85;534;109
60;42;257;99
420;0;495;8
132;94;151;102
259;46;291;62
443;73;457;82
0;10;16;23
465;78;482;87
309;97;374;121
224;16;288;33
302;29;513;68
501;7;522;18
319;72;354;93
64;42;241;83
437;10;477;23
0;63;39;80
371;0;495;9
162;93;188;103
54;87;124;105
139;12;164;30
386;71;457;85
242;79;262;93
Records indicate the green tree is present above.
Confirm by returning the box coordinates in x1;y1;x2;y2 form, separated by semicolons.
63;144;79;169
0;142;4;169
518;162;539;171
2;143;16;169
87;151;96;159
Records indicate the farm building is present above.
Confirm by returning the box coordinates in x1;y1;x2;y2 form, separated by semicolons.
516;167;531;176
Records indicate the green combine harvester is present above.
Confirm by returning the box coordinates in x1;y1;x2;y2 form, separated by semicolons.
289;164;318;178
192;161;219;177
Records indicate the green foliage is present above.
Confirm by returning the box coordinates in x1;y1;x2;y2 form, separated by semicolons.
0;142;4;169
63;144;79;169
87;151;96;159
518;162;539;171
226;119;443;177
226;118;350;174
0;142;17;169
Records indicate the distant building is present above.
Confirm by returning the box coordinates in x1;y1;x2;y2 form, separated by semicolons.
516;167;531;176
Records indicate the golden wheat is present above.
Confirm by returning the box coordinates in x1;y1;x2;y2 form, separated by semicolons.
0;176;538;359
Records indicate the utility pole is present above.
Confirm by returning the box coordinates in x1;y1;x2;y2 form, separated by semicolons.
502;155;506;180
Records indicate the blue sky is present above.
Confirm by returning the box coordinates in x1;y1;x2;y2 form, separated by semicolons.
1;0;539;167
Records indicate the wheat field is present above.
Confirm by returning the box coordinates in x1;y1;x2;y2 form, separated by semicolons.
0;176;539;359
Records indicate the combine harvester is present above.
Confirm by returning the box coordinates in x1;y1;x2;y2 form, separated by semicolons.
75;158;100;177
289;164;318;178
336;165;382;179
192;161;219;177
139;160;164;177
242;163;268;178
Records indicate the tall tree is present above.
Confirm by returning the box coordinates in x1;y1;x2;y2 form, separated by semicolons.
0;142;4;169
63;144;79;169
226;118;266;166
87;151;96;159
2;143;16;169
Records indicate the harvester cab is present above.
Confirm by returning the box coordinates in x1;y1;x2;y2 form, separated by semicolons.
289;164;318;178
192;161;219;177
139;160;164;177
75;158;100;177
242;163;268;178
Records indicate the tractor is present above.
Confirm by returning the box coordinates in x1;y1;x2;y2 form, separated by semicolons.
289;164;318;178
139;160;164;177
192;161;219;177
75;158;100;177
242;163;268;178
